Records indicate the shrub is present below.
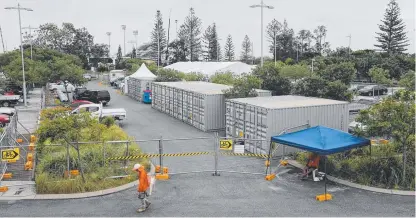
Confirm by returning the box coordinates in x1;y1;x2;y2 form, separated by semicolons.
35;108;150;194
100;116;115;128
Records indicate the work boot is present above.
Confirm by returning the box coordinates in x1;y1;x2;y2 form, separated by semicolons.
137;207;146;213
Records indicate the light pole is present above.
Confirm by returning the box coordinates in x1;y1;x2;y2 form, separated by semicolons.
0;25;5;53
133;30;138;49
106;32;111;57
128;40;136;57
250;0;274;67
175;20;178;38
311;58;315;77
5;3;33;107
22;26;38;60
347;34;351;56
157;10;160;69
121;25;126;56
274;33;277;67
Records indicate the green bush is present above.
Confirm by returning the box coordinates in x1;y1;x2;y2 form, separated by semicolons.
100;116;115;128
295;144;415;190
35;108;150;194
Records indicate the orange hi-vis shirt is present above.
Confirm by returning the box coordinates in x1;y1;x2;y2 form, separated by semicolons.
137;166;150;192
307;155;320;168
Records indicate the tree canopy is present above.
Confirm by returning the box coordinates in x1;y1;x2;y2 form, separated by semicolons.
0;48;85;85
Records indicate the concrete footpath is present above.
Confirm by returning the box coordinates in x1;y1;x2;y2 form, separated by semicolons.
0;164;155;201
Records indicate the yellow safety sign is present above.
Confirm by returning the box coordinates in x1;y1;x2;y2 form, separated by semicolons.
220;140;233;150
1;148;20;161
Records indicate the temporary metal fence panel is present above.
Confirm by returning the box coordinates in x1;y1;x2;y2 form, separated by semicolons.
226;96;349;156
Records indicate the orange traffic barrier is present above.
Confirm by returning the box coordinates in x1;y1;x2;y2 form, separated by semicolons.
70;170;80;176
24;161;33;170
162;167;169;174
27;153;33;162
0;186;8;192
29;143;35;151
30;135;36;143
17;138;23;143
316;193;333;201
2;173;12;179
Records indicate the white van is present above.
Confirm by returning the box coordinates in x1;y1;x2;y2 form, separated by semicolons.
109;70;126;85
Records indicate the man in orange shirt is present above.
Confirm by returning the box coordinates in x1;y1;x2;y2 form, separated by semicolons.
301;152;320;179
133;163;151;213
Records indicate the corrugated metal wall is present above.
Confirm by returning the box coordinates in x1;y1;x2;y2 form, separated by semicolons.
127;78;154;101
225;98;349;155
151;82;226;132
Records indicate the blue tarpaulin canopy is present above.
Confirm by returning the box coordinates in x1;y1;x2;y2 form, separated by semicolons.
271;125;371;155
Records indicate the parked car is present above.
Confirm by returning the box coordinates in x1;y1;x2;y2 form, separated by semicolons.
0;114;10;127
358;85;388;96
75;90;111;106
0;107;16;116
49;82;76;93
71;103;126;121
83;74;92;81
0;94;21;107
4;85;26;96
348;85;366;93
74;87;87;99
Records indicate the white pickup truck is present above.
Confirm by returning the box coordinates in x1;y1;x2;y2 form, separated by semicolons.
0;95;21;107
71;103;126;121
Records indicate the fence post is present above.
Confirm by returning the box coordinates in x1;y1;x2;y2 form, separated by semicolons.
67;144;70;179
213;132;220;176
102;141;106;167
159;136;163;170
125;140;130;168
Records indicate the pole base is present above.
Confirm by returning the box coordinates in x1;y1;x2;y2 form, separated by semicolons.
155;173;169;180
316;193;332;201
212;172;220;176
265;174;276;181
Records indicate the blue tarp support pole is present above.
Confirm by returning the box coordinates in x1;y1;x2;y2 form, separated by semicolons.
265;141;273;175
324;157;327;200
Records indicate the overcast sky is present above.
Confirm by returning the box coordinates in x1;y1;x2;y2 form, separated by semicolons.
0;0;415;57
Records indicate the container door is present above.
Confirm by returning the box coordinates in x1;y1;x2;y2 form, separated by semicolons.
225;101;234;138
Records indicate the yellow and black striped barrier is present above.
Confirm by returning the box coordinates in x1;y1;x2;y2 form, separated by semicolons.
220;152;269;158
106;151;270;161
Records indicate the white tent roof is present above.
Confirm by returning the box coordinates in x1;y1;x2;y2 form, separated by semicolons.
163;62;256;77
128;63;157;79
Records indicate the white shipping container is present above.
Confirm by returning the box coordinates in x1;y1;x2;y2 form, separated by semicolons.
225;95;349;155
151;81;231;131
254;89;272;97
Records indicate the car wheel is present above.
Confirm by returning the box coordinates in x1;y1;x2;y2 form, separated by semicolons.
102;102;107;106
2;101;10;107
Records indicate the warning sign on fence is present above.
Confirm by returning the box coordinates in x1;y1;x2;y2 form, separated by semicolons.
1;148;20;161
220;140;233;150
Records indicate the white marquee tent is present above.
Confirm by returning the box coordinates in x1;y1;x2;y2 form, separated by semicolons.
123;63;157;94
163;62;256;78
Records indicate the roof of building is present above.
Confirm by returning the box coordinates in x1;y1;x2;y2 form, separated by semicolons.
154;81;232;95
163;61;256;76
227;95;348;109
